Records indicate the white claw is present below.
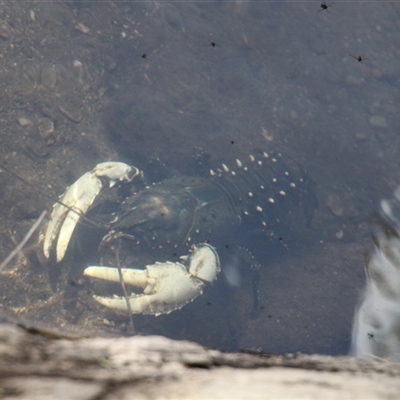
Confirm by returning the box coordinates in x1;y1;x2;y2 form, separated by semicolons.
84;266;149;288
84;243;220;316
188;243;220;283
92;262;203;315
44;162;139;262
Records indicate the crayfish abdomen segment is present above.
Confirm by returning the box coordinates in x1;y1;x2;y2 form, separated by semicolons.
211;151;314;230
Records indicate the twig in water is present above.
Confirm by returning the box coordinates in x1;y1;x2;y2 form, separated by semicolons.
116;245;135;334
0;210;47;272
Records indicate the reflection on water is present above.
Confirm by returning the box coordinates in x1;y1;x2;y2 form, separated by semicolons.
351;188;400;362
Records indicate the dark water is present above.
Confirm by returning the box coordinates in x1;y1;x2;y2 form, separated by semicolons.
0;1;400;355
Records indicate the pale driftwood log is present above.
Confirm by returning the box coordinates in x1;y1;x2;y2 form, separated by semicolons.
0;323;399;400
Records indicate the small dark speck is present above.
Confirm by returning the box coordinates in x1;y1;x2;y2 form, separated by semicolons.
206;301;212;306
225;244;230;249
318;0;331;13
231;140;235;144
69;279;84;287
349;54;368;63
172;252;177;257
141;53;147;59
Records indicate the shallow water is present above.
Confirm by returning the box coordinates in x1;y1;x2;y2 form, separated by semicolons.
0;1;399;355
